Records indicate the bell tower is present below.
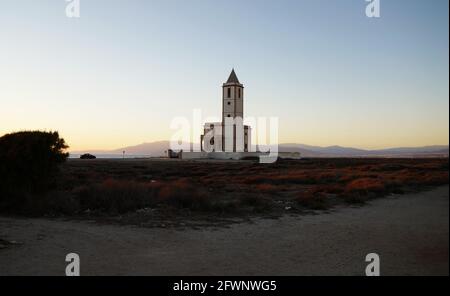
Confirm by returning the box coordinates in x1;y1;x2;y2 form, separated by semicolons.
222;68;244;121
222;69;244;152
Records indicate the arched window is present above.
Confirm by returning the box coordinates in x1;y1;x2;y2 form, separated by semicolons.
227;88;231;98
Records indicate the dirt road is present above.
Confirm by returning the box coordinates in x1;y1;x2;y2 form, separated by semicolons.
0;186;448;276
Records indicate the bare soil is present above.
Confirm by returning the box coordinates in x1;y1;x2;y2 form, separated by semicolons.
0;186;448;276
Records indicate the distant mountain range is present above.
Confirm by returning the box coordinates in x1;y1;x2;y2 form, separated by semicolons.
70;141;449;158
278;144;449;158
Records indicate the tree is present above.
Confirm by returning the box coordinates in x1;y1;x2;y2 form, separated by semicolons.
0;131;69;199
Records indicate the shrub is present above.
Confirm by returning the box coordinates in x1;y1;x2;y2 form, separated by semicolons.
254;183;278;193
75;179;161;214
24;191;80;216
0;131;68;210
157;180;210;210
74;179;211;214
238;194;272;212
340;178;386;204
417;172;449;186
344;178;386;195
297;191;329;210
312;184;344;194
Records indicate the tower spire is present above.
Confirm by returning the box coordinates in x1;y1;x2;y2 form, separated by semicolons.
226;68;240;84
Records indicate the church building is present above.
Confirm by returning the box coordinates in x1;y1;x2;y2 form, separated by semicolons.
200;69;252;152
178;69;300;162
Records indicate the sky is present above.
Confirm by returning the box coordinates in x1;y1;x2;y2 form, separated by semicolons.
0;0;448;151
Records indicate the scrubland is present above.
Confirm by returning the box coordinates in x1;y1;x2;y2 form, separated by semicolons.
2;158;446;225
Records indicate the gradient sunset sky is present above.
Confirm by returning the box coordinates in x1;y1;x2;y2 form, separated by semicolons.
0;0;448;151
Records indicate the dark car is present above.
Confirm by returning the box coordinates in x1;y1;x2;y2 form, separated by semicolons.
80;153;96;159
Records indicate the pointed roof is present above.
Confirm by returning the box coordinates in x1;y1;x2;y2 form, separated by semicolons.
226;68;240;84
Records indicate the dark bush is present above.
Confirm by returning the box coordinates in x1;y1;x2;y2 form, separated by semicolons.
297;191;329;210
157;180;210;210
238;194;272;212
0;131;68;209
73;179;212;214
75;179;161;214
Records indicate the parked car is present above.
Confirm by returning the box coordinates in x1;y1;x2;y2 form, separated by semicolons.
80;153;96;159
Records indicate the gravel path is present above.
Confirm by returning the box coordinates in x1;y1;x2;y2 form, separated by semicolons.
0;186;448;276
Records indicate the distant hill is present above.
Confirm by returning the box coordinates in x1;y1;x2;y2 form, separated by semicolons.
280;144;368;156
71;141;192;158
110;141;170;156
70;142;449;158
279;144;449;158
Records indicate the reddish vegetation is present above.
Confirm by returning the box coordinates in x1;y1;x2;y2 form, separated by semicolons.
297;190;329;210
253;183;278;193
67;158;447;212
3;158;447;216
345;178;386;194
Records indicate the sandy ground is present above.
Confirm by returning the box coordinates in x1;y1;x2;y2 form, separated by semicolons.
0;186;448;276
